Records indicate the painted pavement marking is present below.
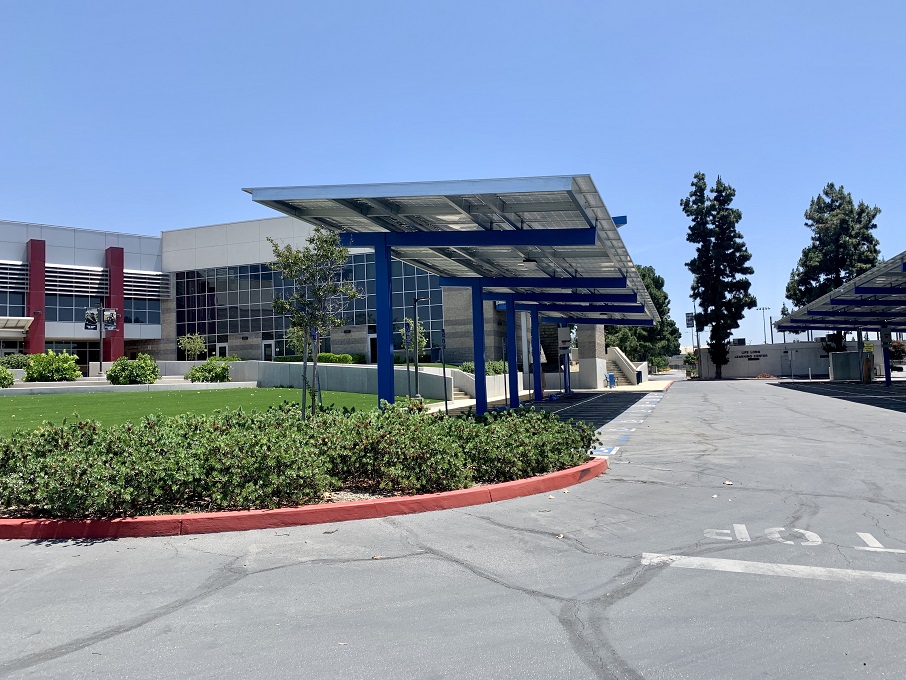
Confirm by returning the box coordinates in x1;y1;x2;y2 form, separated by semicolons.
641;553;906;585
856;532;906;554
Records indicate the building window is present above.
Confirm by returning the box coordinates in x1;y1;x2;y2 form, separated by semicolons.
0;292;25;317
44;294;104;323
123;299;161;324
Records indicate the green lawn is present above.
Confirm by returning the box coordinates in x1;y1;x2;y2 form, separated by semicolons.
0;388;382;437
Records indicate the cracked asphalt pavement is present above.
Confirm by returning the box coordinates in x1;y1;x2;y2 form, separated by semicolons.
2;379;905;679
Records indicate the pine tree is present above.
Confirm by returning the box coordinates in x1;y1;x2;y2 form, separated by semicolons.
785;183;881;351
682;173;756;379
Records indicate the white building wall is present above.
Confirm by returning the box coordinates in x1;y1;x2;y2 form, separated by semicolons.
0;220;162;270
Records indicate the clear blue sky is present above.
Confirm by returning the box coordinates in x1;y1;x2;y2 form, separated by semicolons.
2;1;903;346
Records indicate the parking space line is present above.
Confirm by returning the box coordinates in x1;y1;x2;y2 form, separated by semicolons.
641;553;906;585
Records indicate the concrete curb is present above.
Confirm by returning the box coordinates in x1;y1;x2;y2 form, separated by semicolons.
0;458;608;540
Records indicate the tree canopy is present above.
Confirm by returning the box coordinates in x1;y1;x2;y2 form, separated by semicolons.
785;183;881;351
604;265;681;363
786;183;881;307
682;172;756;379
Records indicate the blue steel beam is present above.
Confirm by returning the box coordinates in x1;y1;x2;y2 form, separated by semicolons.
483;291;637;303
780;319;906;328
544;317;654;326
807;310;906;319
853;286;906;295
512;303;645;314
339;228;596;249
531;308;542;402
505;300;519;408
440;276;628;289
829;298;906;306
778;324;906;331
372;237;395;406
470;281;488;415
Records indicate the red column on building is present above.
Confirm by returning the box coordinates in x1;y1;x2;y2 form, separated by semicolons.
104;246;125;362
25;239;46;355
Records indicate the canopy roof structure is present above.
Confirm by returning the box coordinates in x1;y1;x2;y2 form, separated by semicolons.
244;175;659;324
0;316;33;339
776;250;906;333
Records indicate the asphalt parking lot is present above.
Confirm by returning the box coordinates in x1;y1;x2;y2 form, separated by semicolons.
1;379;904;679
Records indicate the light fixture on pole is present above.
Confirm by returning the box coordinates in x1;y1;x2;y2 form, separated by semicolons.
412;296;429;400
756;306;771;344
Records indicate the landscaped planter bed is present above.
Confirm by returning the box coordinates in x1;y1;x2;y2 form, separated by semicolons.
0;401;597;523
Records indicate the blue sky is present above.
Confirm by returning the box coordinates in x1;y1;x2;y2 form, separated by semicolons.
2;1;903;346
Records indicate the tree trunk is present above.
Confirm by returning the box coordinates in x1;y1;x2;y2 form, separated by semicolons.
310;333;320;416
300;334;310;420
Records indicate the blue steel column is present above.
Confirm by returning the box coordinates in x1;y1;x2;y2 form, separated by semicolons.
882;325;892;387
505;300;519;408
373;236;395;406
471;281;488;414
531;308;543;402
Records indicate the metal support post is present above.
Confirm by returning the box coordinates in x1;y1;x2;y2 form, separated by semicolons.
470;282;488;415
373;237;395;406
531;308;543;402
505;301;519;408
520;311;530;391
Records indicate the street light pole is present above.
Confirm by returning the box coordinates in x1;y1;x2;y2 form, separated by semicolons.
756;306;770;344
412;296;429;400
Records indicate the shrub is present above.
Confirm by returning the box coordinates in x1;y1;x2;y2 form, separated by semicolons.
349;353;367;364
317;352;353;364
0;402;596;519
105;354;161;385
891;340;906;362
273;355;306;363
208;355;242;362
458;360;508;376
24;350;82;382
185;358;231;383
0;354;30;369
0;366;14;388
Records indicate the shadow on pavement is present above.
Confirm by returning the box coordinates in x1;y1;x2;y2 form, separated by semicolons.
771;380;906;415
527;391;647;429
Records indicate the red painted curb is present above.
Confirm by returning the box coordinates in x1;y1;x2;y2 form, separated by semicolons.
0;458;608;540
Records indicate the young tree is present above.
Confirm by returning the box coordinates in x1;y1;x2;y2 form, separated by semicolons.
178;333;207;361
398;318;428;359
682;173;757;379
604;265;680;362
785;183;881;351
269;228;360;417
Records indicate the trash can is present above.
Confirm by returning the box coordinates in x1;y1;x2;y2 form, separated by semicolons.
607;372;616;389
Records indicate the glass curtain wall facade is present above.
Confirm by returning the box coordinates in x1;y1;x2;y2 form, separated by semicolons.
174;254;444;357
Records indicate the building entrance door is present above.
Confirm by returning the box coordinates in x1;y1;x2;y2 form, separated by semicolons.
215;343;228;358
368;335;377;363
262;340;274;361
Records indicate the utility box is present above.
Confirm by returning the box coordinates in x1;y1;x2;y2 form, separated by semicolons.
829;351;873;381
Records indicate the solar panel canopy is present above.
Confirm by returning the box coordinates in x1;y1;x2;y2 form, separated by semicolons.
244;175;659;323
776;249;906;332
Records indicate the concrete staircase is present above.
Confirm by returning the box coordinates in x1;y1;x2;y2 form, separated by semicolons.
451;387;468;401
609;363;633;387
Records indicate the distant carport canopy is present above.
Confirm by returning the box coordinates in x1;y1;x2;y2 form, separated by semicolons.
0;317;33;340
775;250;906;334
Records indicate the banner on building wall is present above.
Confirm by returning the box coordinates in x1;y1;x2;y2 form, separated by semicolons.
85;308;117;332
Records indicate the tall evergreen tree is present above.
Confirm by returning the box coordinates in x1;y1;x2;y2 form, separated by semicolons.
682;173;756;379
785;183;881;350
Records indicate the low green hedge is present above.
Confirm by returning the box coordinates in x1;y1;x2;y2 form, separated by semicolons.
0;366;13;389
0;354;30;369
458;360;509;376
106;354;161;385
185;358;231;383
0;403;595;518
24;350;82;382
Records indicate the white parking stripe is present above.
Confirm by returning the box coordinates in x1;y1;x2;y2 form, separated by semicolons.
641;553;906;585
